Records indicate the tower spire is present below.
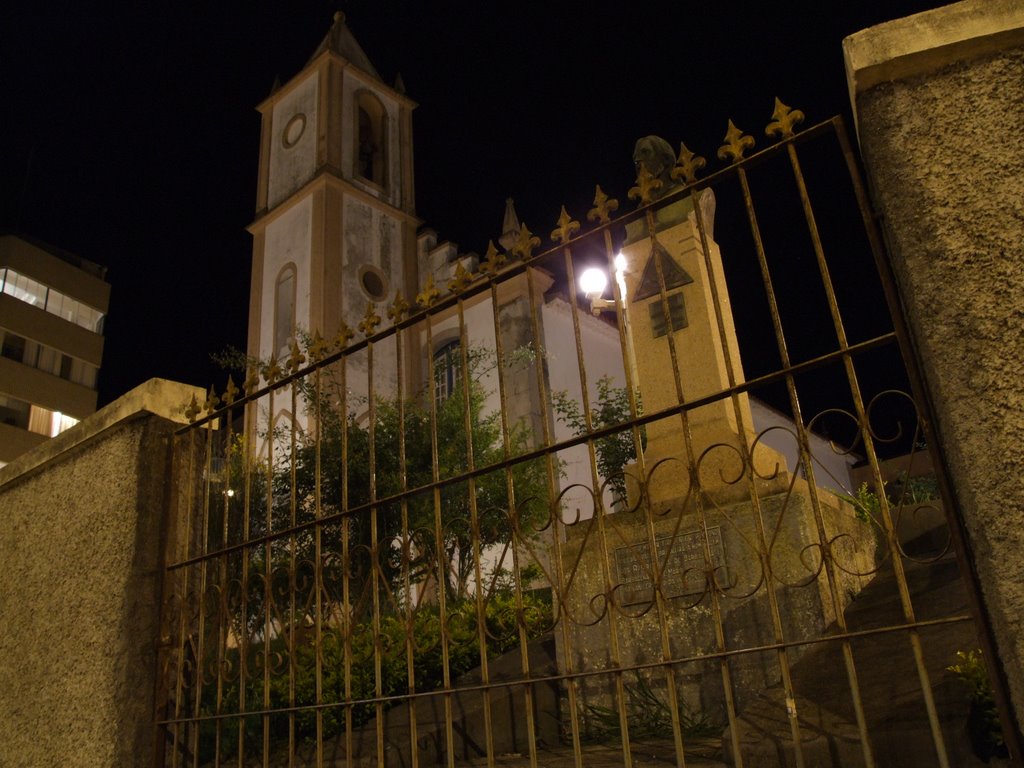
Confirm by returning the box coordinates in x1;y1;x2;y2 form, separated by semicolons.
499;197;521;253
307;11;381;79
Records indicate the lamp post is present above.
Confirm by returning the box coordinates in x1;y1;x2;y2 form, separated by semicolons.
579;255;640;409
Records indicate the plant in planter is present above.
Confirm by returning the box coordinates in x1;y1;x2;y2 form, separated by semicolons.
947;649;1007;762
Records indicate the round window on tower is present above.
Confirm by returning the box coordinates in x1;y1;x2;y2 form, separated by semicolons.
359;265;388;302
282;113;306;148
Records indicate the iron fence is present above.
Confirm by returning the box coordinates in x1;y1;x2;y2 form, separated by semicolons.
156;109;1008;767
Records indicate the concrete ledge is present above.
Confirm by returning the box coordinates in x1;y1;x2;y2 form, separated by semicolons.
844;0;1024;127
0;377;203;488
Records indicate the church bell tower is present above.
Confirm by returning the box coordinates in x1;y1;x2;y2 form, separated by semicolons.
246;13;418;395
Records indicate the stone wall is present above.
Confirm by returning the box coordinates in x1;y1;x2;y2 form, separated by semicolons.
0;379;201;767
844;0;1024;738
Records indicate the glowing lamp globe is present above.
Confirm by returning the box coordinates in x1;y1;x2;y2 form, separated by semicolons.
579;267;608;298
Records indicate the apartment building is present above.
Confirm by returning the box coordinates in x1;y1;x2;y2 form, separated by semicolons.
0;235;109;466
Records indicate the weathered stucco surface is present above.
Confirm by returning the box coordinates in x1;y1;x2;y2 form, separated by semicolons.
0;380;198;766
851;24;1024;733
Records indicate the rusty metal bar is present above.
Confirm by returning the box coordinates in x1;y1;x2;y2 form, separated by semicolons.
486;277;540;768
424;314;458;768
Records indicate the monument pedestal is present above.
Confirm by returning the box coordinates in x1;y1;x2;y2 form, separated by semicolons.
555;478;877;723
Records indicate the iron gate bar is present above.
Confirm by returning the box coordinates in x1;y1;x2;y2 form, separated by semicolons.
487;274;542;768
158;609;979;729
522;260;586;768
423;311;459;768
732;122;885;766
561;214;639;768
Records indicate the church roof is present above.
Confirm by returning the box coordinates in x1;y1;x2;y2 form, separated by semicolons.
308;12;381;80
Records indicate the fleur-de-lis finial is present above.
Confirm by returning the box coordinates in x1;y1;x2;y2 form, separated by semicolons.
670;142;707;185
334;323;355;350
416;275;441;309
307;330;330;363
243;365;260;396
222;376;239;406
447;262;473;294
551;205;581;245
628;165;662;206
388;293;409;324
204;385;221;415
510;223;541;261
358;302;381;337
765;98;805;140
717;120;755;164
184;394;201;423
587;185;619;225
287;338;306;373
263;356;283;386
479;240;506;276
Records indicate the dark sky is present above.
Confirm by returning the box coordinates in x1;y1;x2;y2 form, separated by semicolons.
1;1;942;407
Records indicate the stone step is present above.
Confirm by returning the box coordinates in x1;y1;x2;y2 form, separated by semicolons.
722;694;863;768
724;536;988;767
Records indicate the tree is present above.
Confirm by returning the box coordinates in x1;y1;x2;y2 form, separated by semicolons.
215;344;551;620
552;375;644;506
193;345;554;755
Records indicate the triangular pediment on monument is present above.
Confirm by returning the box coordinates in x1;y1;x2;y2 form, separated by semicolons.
633;241;694;301
308;12;381;80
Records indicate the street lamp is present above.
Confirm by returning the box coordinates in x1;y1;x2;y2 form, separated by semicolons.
577;255;644;492
578;254;640;403
579;255;630;317
579;266;612;314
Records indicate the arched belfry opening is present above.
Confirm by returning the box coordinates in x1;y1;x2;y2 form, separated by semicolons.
273;263;296;360
355;91;387;188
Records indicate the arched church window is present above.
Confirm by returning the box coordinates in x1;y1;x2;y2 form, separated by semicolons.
432;340;461;408
274;264;297;360
355;92;387;188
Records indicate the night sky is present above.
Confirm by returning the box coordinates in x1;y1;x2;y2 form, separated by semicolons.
1;1;942;407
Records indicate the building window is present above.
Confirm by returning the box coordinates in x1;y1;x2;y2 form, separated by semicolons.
274;265;297;360
355;92;387;188
0;393;30;430
26;403;78;437
649;292;688;338
37;345;60;376
0;331;97;389
59;354;73;380
1;331;26;363
2;269;47;307
0;268;104;332
433;340;461;407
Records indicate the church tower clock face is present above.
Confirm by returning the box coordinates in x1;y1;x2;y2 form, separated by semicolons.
248;12;418;422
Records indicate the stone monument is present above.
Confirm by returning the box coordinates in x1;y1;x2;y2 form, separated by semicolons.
555;138;877;727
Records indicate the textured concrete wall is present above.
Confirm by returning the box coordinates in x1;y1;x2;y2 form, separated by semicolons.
0;380;199;767
846;1;1024;735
